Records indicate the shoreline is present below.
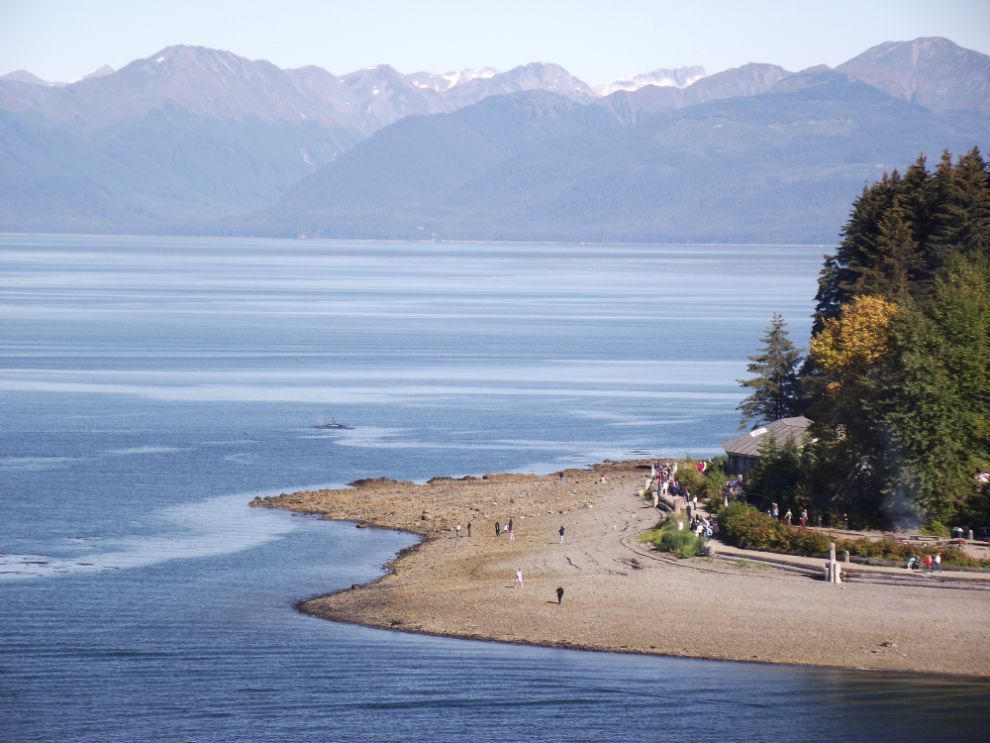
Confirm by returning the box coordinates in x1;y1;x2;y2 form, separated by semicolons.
260;460;990;678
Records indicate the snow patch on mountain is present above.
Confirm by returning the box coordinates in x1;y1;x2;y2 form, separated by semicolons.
71;65;115;84
408;67;501;92
592;65;706;96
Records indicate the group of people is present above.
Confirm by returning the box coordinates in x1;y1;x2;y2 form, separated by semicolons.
722;476;745;501
491;520;566;544
767;503;816;528
690;514;718;538
651;461;677;498
906;553;943;572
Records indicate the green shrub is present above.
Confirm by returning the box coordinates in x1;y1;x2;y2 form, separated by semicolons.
677;457;730;504
652;517;707;558
718;503;976;565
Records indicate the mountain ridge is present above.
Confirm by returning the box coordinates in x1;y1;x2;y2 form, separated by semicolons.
208;74;988;244
1;38;988;238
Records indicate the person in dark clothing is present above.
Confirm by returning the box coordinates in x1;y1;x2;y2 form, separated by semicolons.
467;522;472;537
508;518;513;533
495;522;500;537
556;586;564;604
559;525;565;543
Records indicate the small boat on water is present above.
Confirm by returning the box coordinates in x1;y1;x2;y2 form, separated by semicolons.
314;420;352;430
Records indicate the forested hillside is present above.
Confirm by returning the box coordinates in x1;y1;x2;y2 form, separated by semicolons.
223;73;989;244
1;37;988;240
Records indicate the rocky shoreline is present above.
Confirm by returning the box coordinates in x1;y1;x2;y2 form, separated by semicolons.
257;460;990;678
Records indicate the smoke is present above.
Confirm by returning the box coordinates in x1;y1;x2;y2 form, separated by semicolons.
880;480;925;532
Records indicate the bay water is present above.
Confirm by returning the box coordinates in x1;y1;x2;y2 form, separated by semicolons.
1;235;986;741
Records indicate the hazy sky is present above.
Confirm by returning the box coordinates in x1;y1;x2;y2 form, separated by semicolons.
1;0;988;84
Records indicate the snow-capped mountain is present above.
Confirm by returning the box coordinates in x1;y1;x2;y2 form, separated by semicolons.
338;64;449;131
592;65;706;96
441;62;599;108
70;64;115;84
1;38;987;236
407;67;500;93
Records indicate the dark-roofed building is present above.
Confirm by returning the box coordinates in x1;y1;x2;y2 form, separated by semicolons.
721;416;814;474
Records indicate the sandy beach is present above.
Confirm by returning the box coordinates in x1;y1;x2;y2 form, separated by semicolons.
259;461;990;678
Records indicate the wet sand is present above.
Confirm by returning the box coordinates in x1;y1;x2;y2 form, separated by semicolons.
259;461;990;677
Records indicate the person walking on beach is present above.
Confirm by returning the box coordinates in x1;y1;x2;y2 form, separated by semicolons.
559;472;564;485
516;568;523;588
559;525;565;543
508;518;513;533
495;522;500;537
456;523;461;538
556;586;564;604
467;522;472;538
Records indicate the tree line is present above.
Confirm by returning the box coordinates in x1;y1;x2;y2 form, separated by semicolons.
738;147;990;533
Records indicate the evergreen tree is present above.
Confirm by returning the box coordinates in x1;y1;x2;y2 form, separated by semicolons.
813;149;989;332
748;432;804;513
738;313;803;428
814;172;901;332
928;147;990;265
850;197;918;300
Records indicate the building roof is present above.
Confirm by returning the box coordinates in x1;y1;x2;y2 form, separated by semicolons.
721;416;814;458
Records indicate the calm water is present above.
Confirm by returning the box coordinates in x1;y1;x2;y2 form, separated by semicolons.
1;235;986;742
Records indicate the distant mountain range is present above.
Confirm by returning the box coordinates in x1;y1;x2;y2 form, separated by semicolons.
1;37;987;241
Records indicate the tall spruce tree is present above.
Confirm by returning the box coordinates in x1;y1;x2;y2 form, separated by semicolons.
815;149;990;332
804;148;990;528
850;196;918;300
738;313;803;428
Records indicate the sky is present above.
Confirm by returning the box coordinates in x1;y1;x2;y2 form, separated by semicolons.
1;0;988;84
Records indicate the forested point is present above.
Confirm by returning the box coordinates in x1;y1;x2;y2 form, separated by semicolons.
739;147;990;533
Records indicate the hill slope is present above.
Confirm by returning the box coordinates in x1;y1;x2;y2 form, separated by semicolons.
836;37;990;113
2;38;988;237
226;73;989;244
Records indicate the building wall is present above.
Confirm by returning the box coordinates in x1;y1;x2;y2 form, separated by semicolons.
728;455;757;474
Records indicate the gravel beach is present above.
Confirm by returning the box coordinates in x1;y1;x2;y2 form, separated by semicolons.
259;461;990;677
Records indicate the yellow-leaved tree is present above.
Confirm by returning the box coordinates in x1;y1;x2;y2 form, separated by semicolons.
810;295;899;401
